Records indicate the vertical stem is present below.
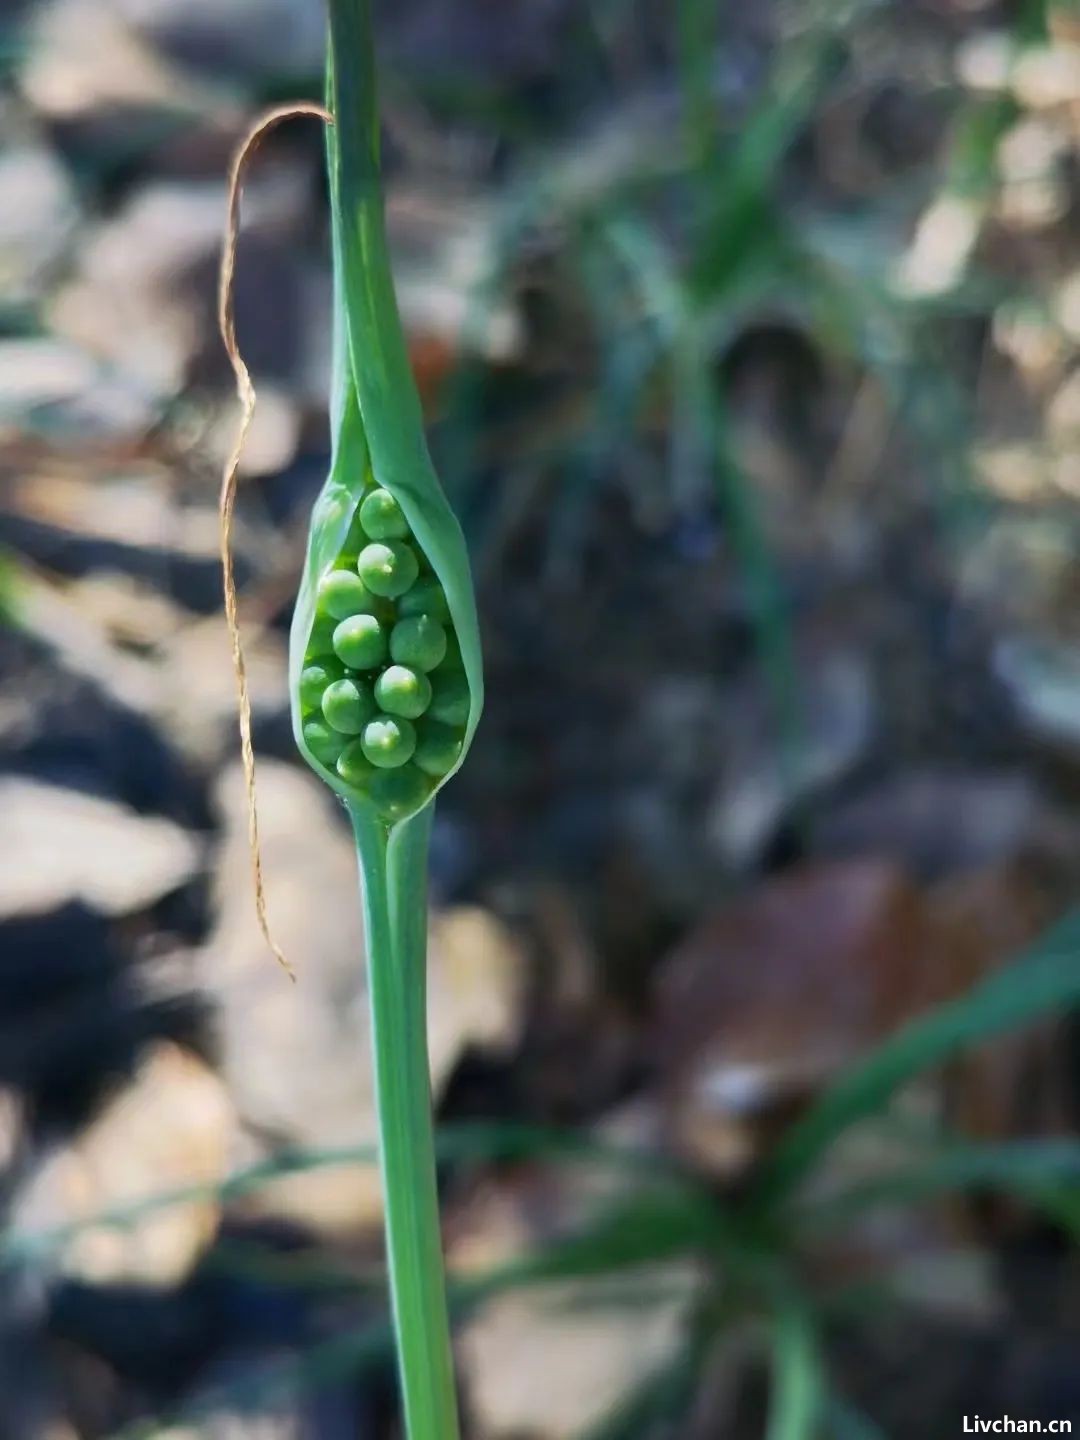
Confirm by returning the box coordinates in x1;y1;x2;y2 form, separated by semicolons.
351;804;460;1440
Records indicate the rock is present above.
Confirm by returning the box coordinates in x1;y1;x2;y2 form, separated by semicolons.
9;1043;232;1285
19;0;222;149
0;338;156;442
0;140;79;308
1011;43;1080;114
0;622;205;825
451;1146;699;1440
0;338;99;418
0;469;225;614
203;385;302;480
155;615;287;762
47;181;223;399
0;777;201;919
47;170;310;402
200;762;526;1239
893;193;984;299
427;906;526;1079
459;1269;696;1440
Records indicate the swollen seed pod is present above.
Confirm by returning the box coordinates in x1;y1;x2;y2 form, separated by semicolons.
291;461;478;822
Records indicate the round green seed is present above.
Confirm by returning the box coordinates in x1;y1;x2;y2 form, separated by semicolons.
300;659;344;710
359;487;410;541
317;569;378;620
336;738;376;788
321;677;375;735
357;541;420;599
375;664;432;720
413;720;463;779
370;764;429;821
390;615;446;672
332;614;388;670
397;575;450;623
303;719;346;767
427;671;470;727
362;715;417;769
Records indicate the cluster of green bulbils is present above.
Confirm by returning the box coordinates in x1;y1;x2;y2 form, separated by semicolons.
299;485;468;822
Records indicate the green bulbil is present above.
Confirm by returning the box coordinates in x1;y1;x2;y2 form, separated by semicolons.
413;720;463;779
370;764;430;821
333;613;388;669
318;568;378;620
303;718;347;767
358;540;420;599
390;615;446;672
375;664;432;720
397;575;450;623
427;670;470;727
300;659;344;709
362;715;417;768
359;487;409;540
336;738;376;787
322;676;375;734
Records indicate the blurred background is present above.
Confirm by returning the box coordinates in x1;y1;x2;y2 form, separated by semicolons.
2;0;1080;1435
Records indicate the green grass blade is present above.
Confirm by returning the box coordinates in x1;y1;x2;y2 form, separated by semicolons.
766;1298;825;1440
796;1139;1080;1230
759;908;1080;1201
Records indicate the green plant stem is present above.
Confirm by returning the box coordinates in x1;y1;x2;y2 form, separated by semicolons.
351;803;460;1440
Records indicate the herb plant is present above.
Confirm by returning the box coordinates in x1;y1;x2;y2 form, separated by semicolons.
220;3;481;1437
